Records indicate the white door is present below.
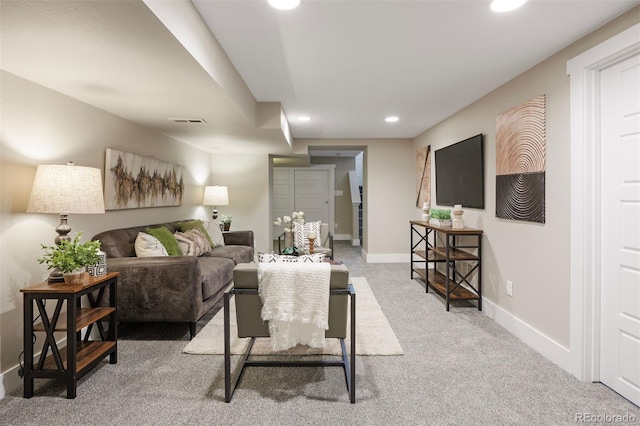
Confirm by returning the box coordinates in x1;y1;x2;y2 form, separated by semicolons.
600;53;640;406
294;169;330;224
272;169;295;236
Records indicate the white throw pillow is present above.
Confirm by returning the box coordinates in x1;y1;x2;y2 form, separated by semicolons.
258;252;325;263
203;220;225;248
293;221;321;248
134;232;169;257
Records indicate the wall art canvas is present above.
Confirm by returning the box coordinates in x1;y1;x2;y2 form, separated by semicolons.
104;148;184;210
416;145;431;208
495;95;546;223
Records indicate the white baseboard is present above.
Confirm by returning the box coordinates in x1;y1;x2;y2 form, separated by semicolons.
482;297;572;373
1;336;69;400
361;250;409;263
333;233;351;241
0;363;23;399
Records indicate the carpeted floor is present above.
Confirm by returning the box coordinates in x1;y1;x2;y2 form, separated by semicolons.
183;276;403;356
1;241;639;425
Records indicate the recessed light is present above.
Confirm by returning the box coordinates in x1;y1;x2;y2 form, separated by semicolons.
490;0;526;12
268;0;300;10
298;116;311;122
385;116;399;123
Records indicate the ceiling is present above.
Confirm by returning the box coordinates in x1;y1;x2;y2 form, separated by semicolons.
2;0;638;154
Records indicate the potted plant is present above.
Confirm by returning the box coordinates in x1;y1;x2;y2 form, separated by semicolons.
220;214;233;231
274;211;305;251
429;209;452;227
38;232;102;284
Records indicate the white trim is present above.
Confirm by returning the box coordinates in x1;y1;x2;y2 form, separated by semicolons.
483;298;571;372
351;238;361;246
333;233;351;241
567;23;640;382
1;364;22;399
361;250;409;263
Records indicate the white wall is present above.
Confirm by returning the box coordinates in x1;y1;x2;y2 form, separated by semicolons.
413;7;639;362
0;71;214;397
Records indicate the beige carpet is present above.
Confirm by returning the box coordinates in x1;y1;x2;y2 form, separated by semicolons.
183;277;403;356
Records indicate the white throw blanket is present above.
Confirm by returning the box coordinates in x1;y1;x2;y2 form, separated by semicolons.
257;262;331;351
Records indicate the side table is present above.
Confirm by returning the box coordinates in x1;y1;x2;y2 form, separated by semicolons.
21;272;118;399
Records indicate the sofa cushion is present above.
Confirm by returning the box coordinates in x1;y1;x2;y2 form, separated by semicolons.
198;257;234;301
203;245;253;265
134;232;169;257
147;226;182;256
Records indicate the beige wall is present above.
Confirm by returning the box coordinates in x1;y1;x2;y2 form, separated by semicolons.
413;7;640;348
310;156;357;238
0;71;214;396
295;139;415;261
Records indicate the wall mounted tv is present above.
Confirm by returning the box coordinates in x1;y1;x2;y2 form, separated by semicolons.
435;134;484;209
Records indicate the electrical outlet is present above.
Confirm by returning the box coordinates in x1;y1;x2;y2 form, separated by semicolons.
506;280;513;297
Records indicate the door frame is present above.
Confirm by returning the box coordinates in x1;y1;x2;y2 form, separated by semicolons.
567;23;640;382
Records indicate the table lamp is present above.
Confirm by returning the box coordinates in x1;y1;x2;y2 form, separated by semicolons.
203;185;229;220
27;162;106;282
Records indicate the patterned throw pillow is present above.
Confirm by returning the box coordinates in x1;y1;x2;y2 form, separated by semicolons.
173;233;196;256
134;232;169;257
177;219;215;248
203;220;225;248
258;252;325;263
293;221;322;248
175;228;211;256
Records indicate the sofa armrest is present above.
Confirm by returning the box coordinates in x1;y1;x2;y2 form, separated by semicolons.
106;256;203;322
223;230;254;247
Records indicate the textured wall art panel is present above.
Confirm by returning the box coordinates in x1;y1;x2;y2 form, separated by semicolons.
416;145;431;208
496;95;546;223
104;148;184;210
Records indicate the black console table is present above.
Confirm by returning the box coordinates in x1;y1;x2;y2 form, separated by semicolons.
21;272;118;398
410;220;483;311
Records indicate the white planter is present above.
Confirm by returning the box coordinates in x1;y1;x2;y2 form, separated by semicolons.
429;219;452;227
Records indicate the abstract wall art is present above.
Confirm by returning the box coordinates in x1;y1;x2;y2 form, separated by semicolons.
104;148;184;210
495;95;546;223
416;145;431;208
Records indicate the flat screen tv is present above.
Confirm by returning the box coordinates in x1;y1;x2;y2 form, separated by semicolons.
435;134;484;209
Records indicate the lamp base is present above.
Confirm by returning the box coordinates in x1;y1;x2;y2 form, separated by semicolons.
47;269;65;284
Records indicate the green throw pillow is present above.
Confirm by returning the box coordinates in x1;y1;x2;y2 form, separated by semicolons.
147;226;182;256
177;219;214;249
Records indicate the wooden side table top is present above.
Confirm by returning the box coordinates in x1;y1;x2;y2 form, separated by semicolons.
21;272;119;294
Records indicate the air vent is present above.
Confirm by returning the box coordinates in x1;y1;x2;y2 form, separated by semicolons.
169;118;207;123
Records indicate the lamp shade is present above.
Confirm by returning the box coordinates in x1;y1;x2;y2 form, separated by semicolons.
27;163;106;214
203;185;229;206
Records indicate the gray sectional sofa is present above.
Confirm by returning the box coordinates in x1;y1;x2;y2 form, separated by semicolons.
92;220;254;338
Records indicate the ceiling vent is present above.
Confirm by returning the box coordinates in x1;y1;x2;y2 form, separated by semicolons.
169;118;207;123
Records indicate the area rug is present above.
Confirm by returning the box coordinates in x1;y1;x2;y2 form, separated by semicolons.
183;277;403;356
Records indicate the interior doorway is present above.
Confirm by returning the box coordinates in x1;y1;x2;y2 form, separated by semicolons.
568;23;640;406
